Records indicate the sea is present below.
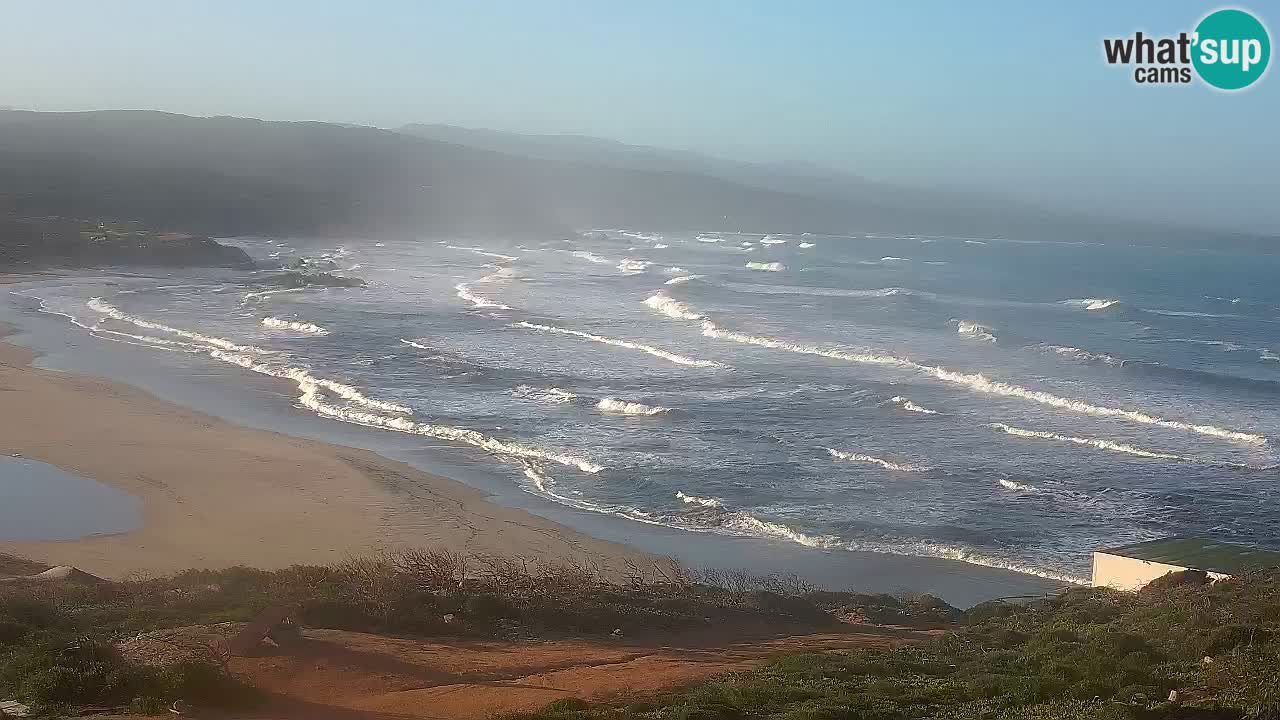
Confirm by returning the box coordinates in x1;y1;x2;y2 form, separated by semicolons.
10;230;1280;586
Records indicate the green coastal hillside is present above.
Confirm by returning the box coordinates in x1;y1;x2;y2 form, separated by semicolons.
2;553;1279;719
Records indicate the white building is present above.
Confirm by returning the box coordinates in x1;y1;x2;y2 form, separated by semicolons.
1093;536;1280;591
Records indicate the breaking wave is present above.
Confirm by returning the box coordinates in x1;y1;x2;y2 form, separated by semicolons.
998;478;1035;491
511;385;578;404
695;234;724;243
722;284;920;300
568;250;611;264
956;320;997;343
745;261;786;272
616;258;653;274
643;292;704;320
1041;344;1122;365
80;300;607;475
760;236;787;245
212;351;602;473
261;317;329;335
665;274;704;285
445;244;519;262
1161;338;1245;352
88;298;276;356
989;423;1189;462
676;491;722;507
1063;298;1121;311
673;305;1265;445
454;283;511;310
241;287;307;304
597;397;670;415
798;242;816;248
513;321;723;368
826;448;930;472
889;396;938;414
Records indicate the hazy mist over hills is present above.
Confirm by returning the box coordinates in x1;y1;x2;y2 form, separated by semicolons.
0;109;1271;249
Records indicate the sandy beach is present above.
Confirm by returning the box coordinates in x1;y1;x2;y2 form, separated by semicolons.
0;317;646;578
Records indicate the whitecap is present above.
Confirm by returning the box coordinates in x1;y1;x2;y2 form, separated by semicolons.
513;321;723;368
596;397;671;416
989;423;1190;461
826;448;930;472
445;244;519;262
956;320;997;343
261;317;330;336
676;491;722;508
643;292;704;320
664;275;704;286
889;396;938;414
511;385;578;404
1063;298;1120;311
681;309;1264;445
745;261;786;272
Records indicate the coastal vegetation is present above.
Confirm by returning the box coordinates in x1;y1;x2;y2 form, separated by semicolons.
509;569;1280;720
2;554;1278;718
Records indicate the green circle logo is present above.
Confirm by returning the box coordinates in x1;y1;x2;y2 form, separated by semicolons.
1193;9;1270;90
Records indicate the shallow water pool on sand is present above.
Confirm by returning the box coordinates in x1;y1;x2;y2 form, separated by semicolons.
0;456;140;541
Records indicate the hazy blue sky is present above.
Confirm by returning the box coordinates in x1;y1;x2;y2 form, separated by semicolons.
4;1;1277;232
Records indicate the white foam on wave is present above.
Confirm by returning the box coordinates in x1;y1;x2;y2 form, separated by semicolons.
642;292;704;320
760;236;787;245
653;243;669;249
1042;344;1122;365
445;244;519;262
695;234;723;243
964;240;987;245
798;242;816;249
454;283;511;310
88;299;277;356
1163;338;1245;352
712;505;1085;584
596;397;671;416
568;250;610;264
745;261;786;272
513;321;723;368
664;275;704;286
1262;350;1279;363
889;396;938;414
698;323;1266;444
261;317;330;336
956;320;997;343
211;350;602;473
724;283;915;299
676;491;722;507
998;478;1035;491
989;423;1189;461
509;453;1085;584
511;385;578;404
648;298;1266;445
826;448;930;472
399;338;431;351
242;287;307;304
720;512;839;548
1064;298;1120;311
616;258;653;274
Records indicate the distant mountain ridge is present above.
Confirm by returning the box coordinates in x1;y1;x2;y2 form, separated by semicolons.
0;109;1270;249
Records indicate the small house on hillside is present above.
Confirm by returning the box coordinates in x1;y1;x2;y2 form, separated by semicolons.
1093;536;1280;591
